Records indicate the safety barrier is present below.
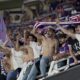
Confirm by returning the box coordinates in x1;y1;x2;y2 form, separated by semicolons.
39;53;80;80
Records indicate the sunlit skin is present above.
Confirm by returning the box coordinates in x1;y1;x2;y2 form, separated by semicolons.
32;27;58;59
42;29;57;57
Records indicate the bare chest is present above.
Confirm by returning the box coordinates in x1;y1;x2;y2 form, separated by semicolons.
42;39;54;47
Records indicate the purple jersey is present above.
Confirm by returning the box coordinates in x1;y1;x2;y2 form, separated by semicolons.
59;43;69;54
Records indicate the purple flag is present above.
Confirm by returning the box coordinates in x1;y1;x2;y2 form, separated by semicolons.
0;17;7;42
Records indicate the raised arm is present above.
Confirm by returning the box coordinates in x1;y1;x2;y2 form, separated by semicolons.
1;36;11;51
56;20;75;38
15;34;21;50
24;30;27;46
54;39;58;54
31;23;44;40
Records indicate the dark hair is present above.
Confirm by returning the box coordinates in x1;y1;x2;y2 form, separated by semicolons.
58;34;67;39
67;25;75;32
19;40;24;46
76;24;80;28
56;4;63;10
48;28;55;33
29;34;37;42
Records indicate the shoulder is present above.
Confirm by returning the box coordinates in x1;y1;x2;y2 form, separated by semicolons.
75;34;80;40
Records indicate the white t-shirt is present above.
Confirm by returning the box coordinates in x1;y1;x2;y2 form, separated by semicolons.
11;48;24;69
75;34;80;42
30;41;42;59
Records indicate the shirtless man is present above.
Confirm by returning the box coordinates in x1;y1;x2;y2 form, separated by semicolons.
26;24;58;80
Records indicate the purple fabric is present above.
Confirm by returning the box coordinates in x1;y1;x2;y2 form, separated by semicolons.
59;43;69;54
0;17;7;42
0;52;4;60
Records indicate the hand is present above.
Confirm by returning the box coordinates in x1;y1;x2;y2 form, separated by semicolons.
74;60;78;64
55;18;60;26
34;21;40;29
24;30;26;34
53;56;58;61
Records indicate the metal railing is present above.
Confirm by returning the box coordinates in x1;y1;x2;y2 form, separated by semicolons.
39;53;80;80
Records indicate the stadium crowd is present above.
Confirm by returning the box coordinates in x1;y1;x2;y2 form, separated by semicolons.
0;0;80;80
